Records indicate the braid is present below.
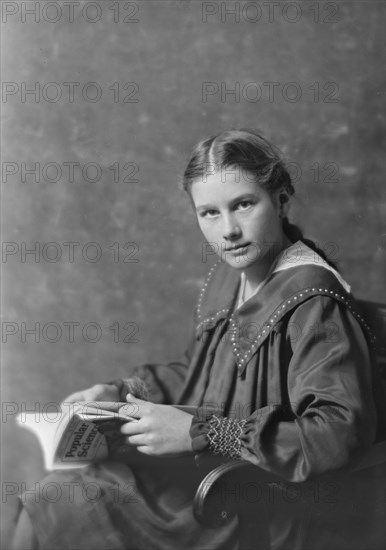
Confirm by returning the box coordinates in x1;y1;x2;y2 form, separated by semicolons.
282;218;338;270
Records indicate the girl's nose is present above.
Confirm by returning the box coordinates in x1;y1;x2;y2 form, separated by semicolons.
222;215;241;241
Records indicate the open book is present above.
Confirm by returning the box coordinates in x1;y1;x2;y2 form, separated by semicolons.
16;401;197;471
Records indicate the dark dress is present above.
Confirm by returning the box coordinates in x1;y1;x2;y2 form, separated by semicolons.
19;243;382;550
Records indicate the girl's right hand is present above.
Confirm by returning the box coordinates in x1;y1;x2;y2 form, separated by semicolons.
61;383;120;404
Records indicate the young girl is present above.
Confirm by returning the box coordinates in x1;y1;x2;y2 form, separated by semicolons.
13;130;382;550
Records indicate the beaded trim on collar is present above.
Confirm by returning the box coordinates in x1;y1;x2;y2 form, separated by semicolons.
196;261;229;334
195;262;376;376
229;286;376;375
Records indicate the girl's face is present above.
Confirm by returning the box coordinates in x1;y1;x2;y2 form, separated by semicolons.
191;168;288;272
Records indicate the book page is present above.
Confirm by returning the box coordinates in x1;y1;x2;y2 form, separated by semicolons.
16;413;61;469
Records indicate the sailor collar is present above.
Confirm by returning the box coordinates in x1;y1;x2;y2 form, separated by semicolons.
195;248;375;376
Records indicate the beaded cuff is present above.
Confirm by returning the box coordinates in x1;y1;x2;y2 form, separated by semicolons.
207;415;247;459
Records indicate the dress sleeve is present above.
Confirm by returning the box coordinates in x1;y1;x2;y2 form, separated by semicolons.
129;350;192;404
190;296;378;481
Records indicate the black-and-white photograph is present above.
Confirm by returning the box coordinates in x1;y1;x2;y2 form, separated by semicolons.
1;1;385;549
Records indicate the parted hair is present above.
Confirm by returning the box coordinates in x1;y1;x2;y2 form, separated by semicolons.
182;129;337;268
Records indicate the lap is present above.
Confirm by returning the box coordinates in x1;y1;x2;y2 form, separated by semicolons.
19;458;238;550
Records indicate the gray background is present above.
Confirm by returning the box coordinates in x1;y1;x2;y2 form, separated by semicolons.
1;0;385;547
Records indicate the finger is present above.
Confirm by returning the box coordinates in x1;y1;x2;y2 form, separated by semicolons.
118;402;141;420
120;419;145;435
120;396;151;419
125;393;147;405
124;434;148;447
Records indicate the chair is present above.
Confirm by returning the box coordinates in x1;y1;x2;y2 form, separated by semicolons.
193;300;386;550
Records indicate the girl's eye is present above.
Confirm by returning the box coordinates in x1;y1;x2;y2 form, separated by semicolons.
200;209;219;219
235;200;253;211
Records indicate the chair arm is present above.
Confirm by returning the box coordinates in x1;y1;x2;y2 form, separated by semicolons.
193;460;281;528
193;442;386;529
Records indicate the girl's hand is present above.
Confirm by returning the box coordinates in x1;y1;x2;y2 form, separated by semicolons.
119;395;194;456
62;383;120;404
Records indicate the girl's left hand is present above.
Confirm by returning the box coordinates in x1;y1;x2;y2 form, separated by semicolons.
119;395;194;456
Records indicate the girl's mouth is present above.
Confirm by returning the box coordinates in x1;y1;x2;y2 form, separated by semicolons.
225;243;251;253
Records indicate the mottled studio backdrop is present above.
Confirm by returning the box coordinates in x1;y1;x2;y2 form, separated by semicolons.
1;0;385;546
